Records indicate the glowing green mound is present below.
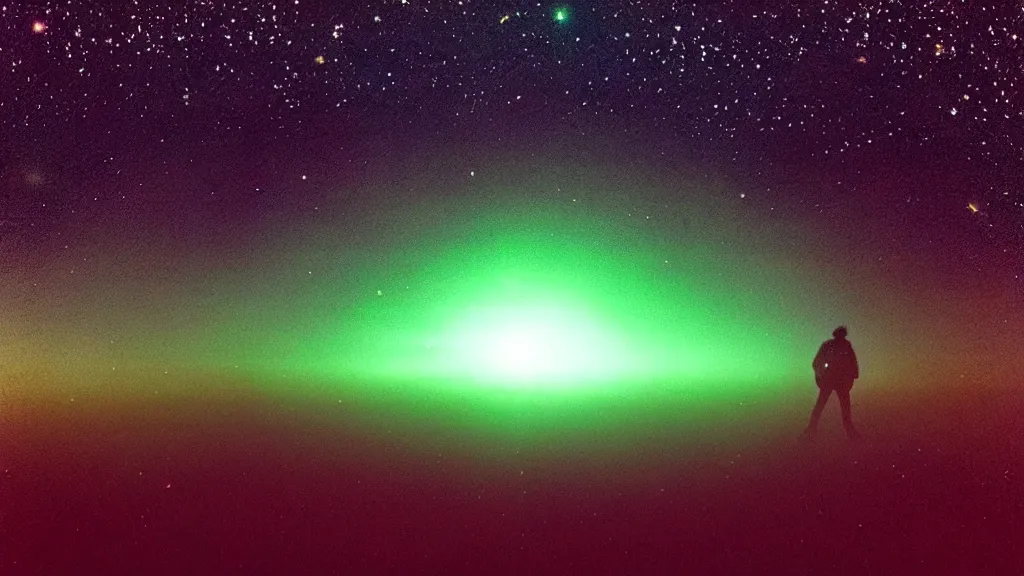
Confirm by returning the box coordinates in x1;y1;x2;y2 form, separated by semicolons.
309;195;817;392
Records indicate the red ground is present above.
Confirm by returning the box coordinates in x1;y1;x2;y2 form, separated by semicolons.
2;380;1022;574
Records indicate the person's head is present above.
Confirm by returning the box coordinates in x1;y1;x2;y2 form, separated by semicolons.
832;326;848;340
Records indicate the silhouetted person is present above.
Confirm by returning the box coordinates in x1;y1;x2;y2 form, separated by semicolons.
805;326;860;439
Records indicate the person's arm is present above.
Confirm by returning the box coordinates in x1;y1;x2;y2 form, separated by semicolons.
812;343;826;374
851;347;860;380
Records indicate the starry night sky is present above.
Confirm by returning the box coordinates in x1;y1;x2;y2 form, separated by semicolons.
3;0;1022;385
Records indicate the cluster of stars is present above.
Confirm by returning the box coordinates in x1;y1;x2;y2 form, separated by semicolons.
1;2;1020;153
0;0;1022;267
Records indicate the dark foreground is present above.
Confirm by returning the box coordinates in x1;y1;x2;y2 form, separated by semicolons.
2;378;1022;574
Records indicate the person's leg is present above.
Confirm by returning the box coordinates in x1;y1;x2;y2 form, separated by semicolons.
806;387;832;434
836;386;859;438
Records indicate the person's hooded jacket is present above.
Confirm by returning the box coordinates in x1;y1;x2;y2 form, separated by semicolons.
813;337;859;385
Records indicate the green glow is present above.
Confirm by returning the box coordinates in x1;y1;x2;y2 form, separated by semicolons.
553;6;570;23
169;162;862;403
455;301;625;383
306;193;820;393
403;288;654;388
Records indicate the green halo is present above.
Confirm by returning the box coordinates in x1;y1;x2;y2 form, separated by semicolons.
552;5;571;24
314;193;816;394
